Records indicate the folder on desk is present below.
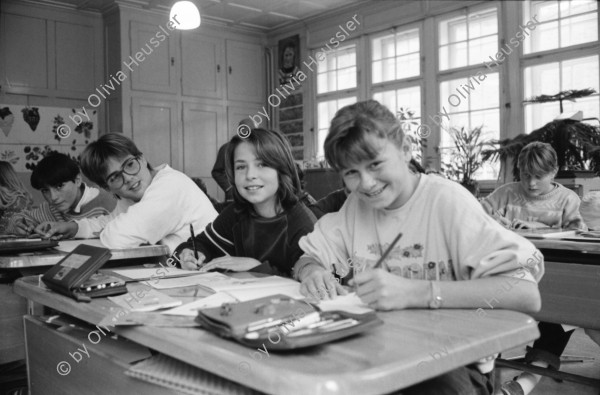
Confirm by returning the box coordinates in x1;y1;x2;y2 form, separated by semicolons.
42;244;126;301
196;294;383;350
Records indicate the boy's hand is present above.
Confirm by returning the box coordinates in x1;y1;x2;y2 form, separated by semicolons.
198;256;260;273
299;265;347;300
35;221;78;239
511;219;547;230
351;269;425;310
14;218;34;236
492;211;511;228
178;248;206;270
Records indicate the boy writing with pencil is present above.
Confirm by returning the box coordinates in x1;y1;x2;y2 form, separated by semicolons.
481;141;585;231
292;100;544;394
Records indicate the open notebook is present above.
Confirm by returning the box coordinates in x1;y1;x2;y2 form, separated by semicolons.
126;354;261;395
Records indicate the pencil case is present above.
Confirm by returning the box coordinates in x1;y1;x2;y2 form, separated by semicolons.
195;294;382;350
42;244;127;302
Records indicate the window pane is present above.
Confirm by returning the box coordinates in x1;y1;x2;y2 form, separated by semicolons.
562;56;599;91
468;9;497;38
524;0;597;53
561;13;598;47
527;21;559;53
524;62;560;98
337;67;356;91
371;28;420;84
317;44;356;94
396;53;419;79
317;97;357;158
468;36;496;65
439;8;497;71
524;56;600;132
470;73;499;110
532;0;559;21
560;0;597;17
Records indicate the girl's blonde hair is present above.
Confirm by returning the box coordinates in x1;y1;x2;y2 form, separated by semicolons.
0;161;33;209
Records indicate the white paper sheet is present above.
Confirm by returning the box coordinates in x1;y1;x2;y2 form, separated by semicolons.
316;293;373;315
112;267;201;281
161;292;239;316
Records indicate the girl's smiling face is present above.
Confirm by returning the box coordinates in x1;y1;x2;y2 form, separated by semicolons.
234;142;280;217
104;155;154;202
341;135;419;210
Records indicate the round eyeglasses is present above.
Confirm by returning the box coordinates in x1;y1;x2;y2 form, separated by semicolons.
105;157;141;189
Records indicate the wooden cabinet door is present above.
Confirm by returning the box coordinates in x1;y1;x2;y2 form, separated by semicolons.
181;34;224;99
129;21;178;94
182;102;225;199
1;13;48;91
131;98;180;169
226;40;264;103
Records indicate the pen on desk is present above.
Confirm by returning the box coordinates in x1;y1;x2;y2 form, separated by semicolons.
189;224;199;260
373;232;403;270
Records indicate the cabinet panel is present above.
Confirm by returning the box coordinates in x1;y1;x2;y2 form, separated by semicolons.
182;102;224;198
129;21;177;94
131;98;178;167
56;22;96;93
226;40;264;103
2;14;48;89
227;104;263;139
181;34;224;99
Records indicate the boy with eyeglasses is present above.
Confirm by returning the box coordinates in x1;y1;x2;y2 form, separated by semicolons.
7;152;114;235
36;133;218;253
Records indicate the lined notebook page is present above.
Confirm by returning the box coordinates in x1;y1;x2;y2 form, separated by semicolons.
125;354;262;395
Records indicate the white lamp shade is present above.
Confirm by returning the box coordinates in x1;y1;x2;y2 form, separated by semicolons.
170;1;201;30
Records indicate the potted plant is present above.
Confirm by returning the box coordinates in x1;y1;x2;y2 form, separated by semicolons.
440;126;492;195
482;89;600;180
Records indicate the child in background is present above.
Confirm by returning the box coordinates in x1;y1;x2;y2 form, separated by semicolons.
6;153;114;235
481;141;585;230
293;100;543;395
481;143;586;395
37;133;217;253
174;128;316;276
0;161;33;233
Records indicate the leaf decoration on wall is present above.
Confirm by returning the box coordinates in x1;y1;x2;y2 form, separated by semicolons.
52;115;66;142
0;150;19;164
0;107;14;137
22;107;41;131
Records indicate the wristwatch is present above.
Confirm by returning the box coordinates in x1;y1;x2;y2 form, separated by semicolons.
428;281;443;309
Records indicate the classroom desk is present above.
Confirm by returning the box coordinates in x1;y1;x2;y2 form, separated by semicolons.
0;241;169;269
0;242;168;365
525;237;600;330
15;276;539;395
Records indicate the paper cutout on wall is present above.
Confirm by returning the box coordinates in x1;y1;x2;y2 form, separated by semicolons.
0;107;14;137
22;107;41;131
0;104;98;172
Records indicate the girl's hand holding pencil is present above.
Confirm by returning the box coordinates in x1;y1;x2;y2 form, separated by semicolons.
179;248;206;270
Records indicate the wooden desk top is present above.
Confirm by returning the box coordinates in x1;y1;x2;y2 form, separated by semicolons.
15;276;539;394
526;238;600;255
0;243;169;269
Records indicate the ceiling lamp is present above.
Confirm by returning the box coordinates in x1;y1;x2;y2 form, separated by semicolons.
170;1;201;30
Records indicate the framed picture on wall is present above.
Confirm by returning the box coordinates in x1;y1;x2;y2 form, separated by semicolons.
278;34;301;86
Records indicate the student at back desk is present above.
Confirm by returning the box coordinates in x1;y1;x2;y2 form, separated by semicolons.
7;152;113;235
481;141;588;395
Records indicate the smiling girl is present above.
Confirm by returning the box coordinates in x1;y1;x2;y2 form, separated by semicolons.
36;134;217;253
174;128;316;276
293;100;544;395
